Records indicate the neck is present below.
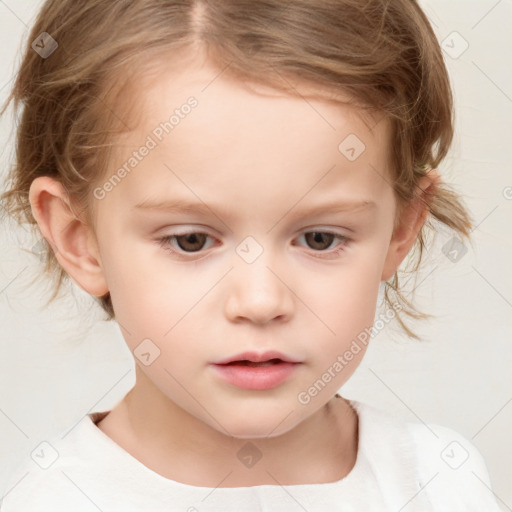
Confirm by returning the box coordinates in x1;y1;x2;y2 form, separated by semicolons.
97;366;358;487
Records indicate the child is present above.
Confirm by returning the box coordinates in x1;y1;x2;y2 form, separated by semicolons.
0;0;503;510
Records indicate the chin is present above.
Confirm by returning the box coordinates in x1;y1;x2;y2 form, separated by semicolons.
217;412;302;440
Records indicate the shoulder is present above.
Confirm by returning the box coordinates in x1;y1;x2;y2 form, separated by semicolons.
0;455;94;512
351;399;502;512
406;417;488;476
405;418;501;509
0;414;109;512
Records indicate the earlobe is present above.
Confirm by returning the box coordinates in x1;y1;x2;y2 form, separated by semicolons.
28;176;109;297
380;170;440;282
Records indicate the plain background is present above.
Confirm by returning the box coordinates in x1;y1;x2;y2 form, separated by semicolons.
0;0;511;509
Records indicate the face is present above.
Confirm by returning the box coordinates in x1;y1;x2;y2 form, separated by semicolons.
89;52;398;438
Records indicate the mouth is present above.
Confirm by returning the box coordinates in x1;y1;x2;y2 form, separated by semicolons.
211;350;301;366
223;358;284;367
209;351;302;390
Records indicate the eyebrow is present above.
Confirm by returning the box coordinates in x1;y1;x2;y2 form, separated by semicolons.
134;197;377;218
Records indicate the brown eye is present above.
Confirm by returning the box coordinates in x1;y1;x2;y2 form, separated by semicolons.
303;232;336;251
295;230;351;260
157;229;350;260
158;232;213;255
172;233;208;252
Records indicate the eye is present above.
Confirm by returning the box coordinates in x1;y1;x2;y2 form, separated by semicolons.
156;229;350;259
294;230;350;259
157;232;214;254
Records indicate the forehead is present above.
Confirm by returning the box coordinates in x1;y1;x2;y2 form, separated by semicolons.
129;52;386;143
101;52;393;218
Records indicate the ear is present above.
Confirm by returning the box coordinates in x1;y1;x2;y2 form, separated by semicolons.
381;169;440;282
28;176;109;297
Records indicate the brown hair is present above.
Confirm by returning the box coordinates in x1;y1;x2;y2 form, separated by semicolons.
0;0;473;340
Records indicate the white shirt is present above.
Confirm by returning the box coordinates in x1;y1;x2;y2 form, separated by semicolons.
0;399;502;511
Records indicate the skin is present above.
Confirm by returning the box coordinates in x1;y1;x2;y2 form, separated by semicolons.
28;48;438;487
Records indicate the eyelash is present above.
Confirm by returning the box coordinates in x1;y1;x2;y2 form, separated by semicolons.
156;230;351;260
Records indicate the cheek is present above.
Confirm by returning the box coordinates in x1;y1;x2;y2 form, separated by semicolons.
303;250;383;332
101;239;224;366
302;248;384;371
101;226;385;354
98;236;182;335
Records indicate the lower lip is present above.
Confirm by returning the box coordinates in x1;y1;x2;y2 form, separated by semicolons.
210;361;299;390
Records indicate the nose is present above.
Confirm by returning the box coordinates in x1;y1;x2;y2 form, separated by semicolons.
224;246;294;325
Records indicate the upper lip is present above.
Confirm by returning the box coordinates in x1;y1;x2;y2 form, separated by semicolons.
211;350;301;365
